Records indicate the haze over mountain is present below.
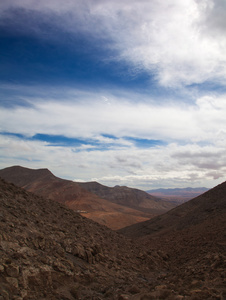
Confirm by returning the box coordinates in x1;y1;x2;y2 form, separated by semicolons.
147;187;209;204
0;166;176;230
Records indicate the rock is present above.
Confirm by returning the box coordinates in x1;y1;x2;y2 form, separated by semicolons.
221;291;226;300
85;249;93;264
174;296;184;300
0;264;5;272
5;264;19;277
73;244;86;260
118;294;130;300
6;277;19;289
128;285;140;294
0;290;9;300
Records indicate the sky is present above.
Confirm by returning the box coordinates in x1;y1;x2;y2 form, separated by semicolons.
0;0;226;190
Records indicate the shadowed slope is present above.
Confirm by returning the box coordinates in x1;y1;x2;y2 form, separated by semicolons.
119;181;226;238
119;181;226;299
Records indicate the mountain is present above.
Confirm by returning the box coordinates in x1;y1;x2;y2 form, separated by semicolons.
119;181;226;299
147;187;209;204
120;181;226;238
78;181;175;213
0;165;110;209
0;177;165;299
1;177;225;299
0;166;175;230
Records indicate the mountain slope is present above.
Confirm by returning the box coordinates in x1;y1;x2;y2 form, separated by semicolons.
1;178;225;299
119;181;226;238
0;166;158;229
119;181;226;299
0;165;110;209
78;181;176;213
0;177;165;299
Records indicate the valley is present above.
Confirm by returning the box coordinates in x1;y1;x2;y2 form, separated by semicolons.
0;166;225;299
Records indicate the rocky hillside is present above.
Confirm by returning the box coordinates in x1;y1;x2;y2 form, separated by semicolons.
0;166;176;230
1;177;225;299
0;177;165;299
119;181;226;299
120;181;226;238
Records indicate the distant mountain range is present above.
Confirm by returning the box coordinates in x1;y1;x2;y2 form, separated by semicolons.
0;165;176;230
147;187;209;204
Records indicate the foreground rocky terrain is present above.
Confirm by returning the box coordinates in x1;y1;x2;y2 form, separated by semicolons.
1;176;226;299
0;166;176;230
0;178;166;299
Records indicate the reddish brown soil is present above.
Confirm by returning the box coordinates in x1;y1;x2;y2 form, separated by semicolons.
0;166;176;230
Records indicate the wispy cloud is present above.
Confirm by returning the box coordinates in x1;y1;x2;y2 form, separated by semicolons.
1;90;225;142
1;88;226;188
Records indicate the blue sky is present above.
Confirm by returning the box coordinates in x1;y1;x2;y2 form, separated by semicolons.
1;0;226;189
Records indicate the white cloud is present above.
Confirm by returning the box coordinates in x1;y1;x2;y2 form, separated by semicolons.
1;90;226;143
1;89;226;189
1;134;225;189
1;1;226;189
1;0;226;87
